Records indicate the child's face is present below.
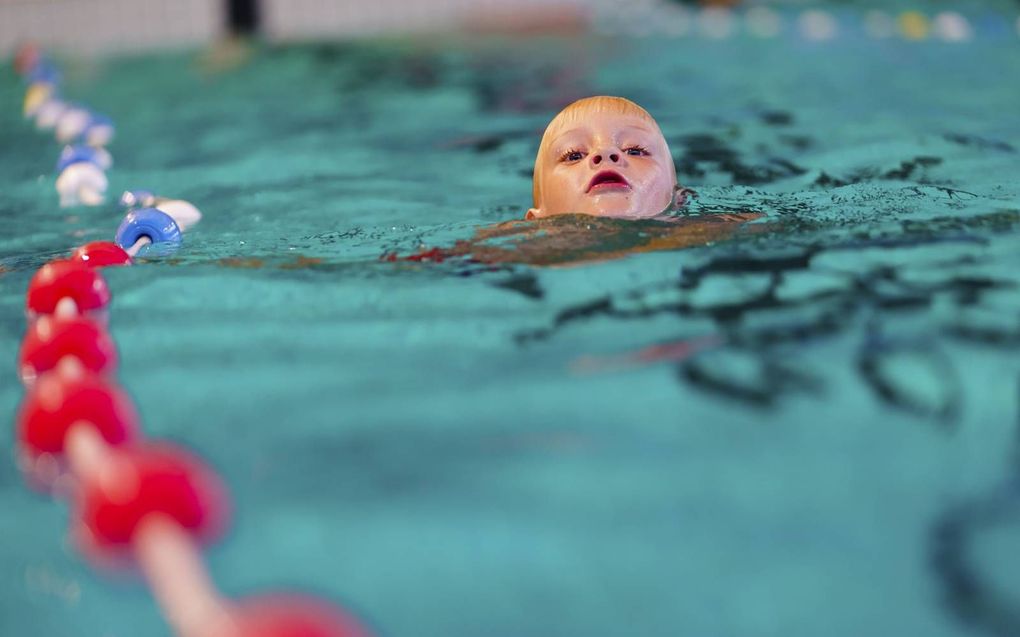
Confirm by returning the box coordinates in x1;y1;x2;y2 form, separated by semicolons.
529;109;676;219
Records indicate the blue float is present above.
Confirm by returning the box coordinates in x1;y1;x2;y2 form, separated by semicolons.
56;145;109;173
26;60;60;86
82;113;115;146
115;208;182;250
120;189;156;208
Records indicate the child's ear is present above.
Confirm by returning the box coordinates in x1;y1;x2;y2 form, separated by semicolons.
526;208;541;220
672;185;694;210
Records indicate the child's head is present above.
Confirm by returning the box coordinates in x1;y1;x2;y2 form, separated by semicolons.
528;96;677;220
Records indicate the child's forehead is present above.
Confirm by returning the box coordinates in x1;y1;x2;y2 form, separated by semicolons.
546;114;664;146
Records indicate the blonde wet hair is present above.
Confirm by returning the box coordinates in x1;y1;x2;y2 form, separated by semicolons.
532;96;676;209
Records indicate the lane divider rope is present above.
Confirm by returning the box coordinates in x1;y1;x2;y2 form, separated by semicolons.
12;44;373;637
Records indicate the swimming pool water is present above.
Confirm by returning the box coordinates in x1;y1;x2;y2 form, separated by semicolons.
2;27;1020;637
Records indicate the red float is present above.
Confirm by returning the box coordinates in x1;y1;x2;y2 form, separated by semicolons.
72;241;132;268
78;443;228;551
14;43;40;76
17;374;138;460
18;316;117;383
214;596;372;637
26;259;111;317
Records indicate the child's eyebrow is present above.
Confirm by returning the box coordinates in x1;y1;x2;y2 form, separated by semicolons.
548;126;591;149
616;125;657;139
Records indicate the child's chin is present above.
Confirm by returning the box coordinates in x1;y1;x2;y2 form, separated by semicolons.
581;199;630;216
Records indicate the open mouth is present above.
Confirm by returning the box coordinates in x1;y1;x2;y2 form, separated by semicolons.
586;170;630;193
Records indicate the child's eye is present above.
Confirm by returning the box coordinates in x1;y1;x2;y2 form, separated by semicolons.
560;149;585;162
624;146;650;156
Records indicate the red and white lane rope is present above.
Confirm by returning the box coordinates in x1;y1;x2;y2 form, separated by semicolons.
12;46;373;637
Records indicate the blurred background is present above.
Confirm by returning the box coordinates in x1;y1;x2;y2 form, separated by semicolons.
1;0;1019;57
3;2;1020;637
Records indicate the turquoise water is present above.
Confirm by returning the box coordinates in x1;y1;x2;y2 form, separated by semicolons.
2;28;1020;637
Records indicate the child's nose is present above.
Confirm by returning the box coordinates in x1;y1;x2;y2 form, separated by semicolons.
591;150;620;166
